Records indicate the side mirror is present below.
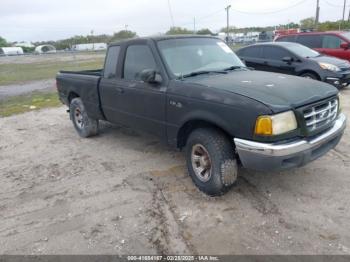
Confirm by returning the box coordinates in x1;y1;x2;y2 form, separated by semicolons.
282;56;293;63
340;43;350;50
139;69;162;84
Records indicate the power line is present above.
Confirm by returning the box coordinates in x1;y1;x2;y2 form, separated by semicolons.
323;0;350;7
231;0;309;15
196;9;225;22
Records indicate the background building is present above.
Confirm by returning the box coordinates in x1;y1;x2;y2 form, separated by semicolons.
72;43;107;51
0;47;24;56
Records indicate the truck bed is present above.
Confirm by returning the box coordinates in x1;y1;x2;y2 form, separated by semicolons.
56;70;104;120
59;69;102;76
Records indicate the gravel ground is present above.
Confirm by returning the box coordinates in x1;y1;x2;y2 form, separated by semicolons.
0;79;55;100
0;88;349;255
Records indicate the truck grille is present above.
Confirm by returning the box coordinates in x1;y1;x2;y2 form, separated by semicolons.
303;98;338;132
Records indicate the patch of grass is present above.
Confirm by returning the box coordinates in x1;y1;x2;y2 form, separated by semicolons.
0;58;104;86
230;44;244;52
0;92;61;117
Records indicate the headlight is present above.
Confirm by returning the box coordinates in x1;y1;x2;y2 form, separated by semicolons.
338;94;343;112
319;62;341;72
255;111;298;136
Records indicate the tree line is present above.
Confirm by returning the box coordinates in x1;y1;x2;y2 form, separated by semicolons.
1;18;350;51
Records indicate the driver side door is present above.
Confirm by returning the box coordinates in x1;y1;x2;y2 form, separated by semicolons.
261;46;297;75
101;42;167;139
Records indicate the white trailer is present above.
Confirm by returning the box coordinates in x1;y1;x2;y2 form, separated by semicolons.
72;43;107;51
0;47;24;56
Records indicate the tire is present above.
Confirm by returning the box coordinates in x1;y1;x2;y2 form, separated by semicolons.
185;128;238;196
300;72;318;80
69;98;99;138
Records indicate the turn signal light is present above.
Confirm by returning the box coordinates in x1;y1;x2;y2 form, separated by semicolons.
255;116;273;135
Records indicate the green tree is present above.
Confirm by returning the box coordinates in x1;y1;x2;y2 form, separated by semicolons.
21;46;35;53
0;36;8;47
166;27;193;35
300;17;315;29
196;28;213;35
317;20;350;31
110;30;137;42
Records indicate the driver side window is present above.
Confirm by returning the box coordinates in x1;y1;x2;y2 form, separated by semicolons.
263;46;291;61
123;45;157;81
322;35;344;49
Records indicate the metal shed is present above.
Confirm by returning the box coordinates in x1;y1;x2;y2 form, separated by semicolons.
35;45;56;54
0;47;24;56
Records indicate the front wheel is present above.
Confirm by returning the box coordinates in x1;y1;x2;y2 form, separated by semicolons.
69;98;99;138
185;128;238;196
300;72;318;80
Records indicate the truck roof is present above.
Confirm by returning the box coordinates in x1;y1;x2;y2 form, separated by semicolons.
109;35;219;46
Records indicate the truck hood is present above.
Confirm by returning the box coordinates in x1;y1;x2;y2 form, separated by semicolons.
184;70;338;112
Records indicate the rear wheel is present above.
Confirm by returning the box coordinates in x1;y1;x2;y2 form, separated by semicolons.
69;98;99;138
185;128;238;196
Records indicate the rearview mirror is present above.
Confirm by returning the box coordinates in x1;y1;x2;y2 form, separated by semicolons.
282;56;293;63
139;69;162;84
340;43;350;50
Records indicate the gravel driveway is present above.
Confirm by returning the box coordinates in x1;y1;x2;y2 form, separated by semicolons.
0;88;349;255
0;79;55;100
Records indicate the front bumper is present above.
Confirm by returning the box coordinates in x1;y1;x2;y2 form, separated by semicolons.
325;71;350;88
234;113;347;171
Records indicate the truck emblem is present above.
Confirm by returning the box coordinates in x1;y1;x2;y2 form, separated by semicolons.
320;111;329;119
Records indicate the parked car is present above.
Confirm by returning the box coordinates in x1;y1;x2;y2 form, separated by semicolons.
56;36;346;196
236;42;350;89
275;31;350;62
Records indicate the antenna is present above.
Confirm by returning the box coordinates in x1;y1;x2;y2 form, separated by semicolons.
167;0;175;27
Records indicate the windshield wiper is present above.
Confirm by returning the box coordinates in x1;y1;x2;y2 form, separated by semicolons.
223;65;247;71
181;70;227;79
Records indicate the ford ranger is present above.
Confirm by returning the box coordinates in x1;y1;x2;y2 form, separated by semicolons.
56;36;346;196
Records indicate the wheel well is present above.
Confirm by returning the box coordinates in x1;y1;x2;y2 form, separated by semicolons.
298;70;321;80
177;120;232;149
68;92;79;104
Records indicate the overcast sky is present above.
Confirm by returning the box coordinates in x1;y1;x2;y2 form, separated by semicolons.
0;0;348;42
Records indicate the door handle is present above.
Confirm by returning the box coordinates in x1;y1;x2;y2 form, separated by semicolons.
115;87;124;94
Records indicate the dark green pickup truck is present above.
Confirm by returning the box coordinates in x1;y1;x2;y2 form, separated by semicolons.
57;36;346;196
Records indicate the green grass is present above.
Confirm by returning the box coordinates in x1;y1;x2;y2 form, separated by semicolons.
0;58;104;86
230;44;244;52
0;92;61;117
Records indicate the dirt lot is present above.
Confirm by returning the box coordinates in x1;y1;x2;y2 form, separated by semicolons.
0;88;350;255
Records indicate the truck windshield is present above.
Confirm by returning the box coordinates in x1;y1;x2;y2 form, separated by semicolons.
157;38;245;78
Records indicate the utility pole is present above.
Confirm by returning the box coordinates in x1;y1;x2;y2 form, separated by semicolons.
315;0;320;30
193;17;196;34
340;0;347;30
225;5;231;43
91;30;94;50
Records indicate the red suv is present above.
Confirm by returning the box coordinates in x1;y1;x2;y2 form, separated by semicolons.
275;31;350;61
